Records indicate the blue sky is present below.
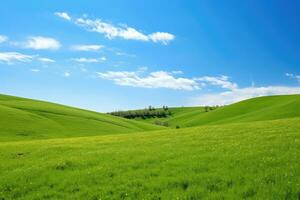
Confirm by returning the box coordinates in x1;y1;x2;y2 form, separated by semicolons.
0;0;300;112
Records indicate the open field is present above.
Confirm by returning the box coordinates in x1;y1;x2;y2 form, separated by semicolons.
0;94;300;199
0;118;300;199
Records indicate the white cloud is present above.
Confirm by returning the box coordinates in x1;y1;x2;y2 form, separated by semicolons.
31;69;40;72
100;56;106;61
72;57;103;63
38;57;55;63
64;72;70;77
55;12;71;21
96;70;240;91
97;70;199;90
195;75;238;90
148;32;175;45
115;51;136;57
190;86;300;106
71;44;104;51
0;52;33;64
24;36;61;50
0;35;8;43
286;73;300;83
0;52;57;64
72;16;174;44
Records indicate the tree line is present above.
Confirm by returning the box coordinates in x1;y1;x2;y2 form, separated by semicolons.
108;106;172;119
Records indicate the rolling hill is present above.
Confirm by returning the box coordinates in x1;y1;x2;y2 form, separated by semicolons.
0;117;299;199
0;93;300;199
133;94;300;128
0;94;163;141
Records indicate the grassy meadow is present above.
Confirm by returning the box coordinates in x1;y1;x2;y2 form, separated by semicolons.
133;95;300;128
0;94;300;199
0;94;162;142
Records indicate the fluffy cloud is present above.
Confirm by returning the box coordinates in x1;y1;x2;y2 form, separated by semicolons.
55;12;71;21
72;57;106;63
195;75;238;90
148;32;175;45
0;52;33;64
24;36;61;50
71;44;104;51
0;35;8;43
55;12;175;45
97;70;199;90
286;73;300;83
190;86;300;106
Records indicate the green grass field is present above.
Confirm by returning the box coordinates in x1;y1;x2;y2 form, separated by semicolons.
0;94;163;141
0;94;300;199
134;95;300;128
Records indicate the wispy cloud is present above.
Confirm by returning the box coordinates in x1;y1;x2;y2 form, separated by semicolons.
172;70;183;75
195;75;238;90
55;12;175;45
190;86;300;106
0;35;8;43
286;73;300;83
115;51;136;57
0;52;56;64
97;70;199;90
71;44;104;51
96;70;239;91
55;12;71;21
22;36;61;50
72;57;106;63
0;52;34;64
38;57;55;63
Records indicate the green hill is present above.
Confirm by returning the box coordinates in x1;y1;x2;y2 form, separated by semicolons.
0;94;163;141
184;94;300;127
1;117;299;199
134;94;300;128
0;93;300;199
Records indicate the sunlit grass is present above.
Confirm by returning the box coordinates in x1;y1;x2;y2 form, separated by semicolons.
0;94;163;142
1;118;299;199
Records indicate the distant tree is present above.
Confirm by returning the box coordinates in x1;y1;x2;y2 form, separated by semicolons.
163;106;169;111
176;125;180;129
108;106;172;120
148;105;156;111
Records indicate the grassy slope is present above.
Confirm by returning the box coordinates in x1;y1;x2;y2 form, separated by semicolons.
0;118;299;199
135;94;300;128
134;106;206;127
184;94;300;127
0;94;163;141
